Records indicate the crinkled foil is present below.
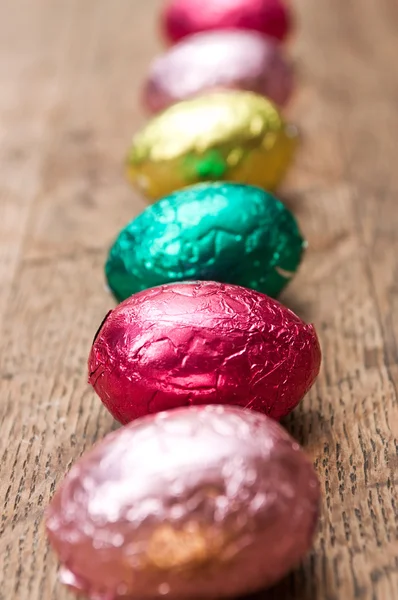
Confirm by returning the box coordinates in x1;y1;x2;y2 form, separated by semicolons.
46;406;320;600
88;281;321;424
106;183;305;301
127;91;299;200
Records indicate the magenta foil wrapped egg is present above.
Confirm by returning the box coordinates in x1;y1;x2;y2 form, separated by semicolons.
88;282;321;425
46;405;320;600
143;30;294;113
162;0;292;45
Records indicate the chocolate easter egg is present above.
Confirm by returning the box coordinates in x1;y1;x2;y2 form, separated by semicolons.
143;30;294;113
162;0;292;45
46;405;320;600
127;91;299;200
88;281;321;424
106;183;305;302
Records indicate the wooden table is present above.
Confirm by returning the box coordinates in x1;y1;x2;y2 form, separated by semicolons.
1;0;397;598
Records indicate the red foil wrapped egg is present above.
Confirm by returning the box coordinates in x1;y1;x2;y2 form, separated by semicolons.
161;0;292;45
46;405;320;600
88;282;321;424
144;30;294;113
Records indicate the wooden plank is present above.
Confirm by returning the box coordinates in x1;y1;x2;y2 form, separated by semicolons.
0;0;397;598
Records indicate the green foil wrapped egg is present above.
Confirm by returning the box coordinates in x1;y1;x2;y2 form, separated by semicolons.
106;183;305;301
127;91;299;200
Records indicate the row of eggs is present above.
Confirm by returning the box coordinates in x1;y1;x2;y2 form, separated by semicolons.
48;277;323;599
46;1;323;599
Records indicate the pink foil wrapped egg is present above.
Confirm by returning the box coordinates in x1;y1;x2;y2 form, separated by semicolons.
88;281;321;424
143;30;294;113
46;405;320;600
161;0;292;45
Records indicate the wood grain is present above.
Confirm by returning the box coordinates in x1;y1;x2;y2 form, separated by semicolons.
0;0;397;598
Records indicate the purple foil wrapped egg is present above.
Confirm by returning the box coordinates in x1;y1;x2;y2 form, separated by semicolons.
46;406;320;600
143;30;294;113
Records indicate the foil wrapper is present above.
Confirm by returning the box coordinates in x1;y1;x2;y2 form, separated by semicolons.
46;405;320;600
161;0;292;44
127;91;299;201
106;183;305;302
88;281;321;424
143;30;294;114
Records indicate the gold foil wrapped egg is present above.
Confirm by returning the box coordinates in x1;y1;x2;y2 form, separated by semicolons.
127;91;299;200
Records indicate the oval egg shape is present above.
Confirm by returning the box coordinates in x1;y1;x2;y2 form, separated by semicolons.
162;0;292;45
127;91;299;200
106;183;305;302
144;30;294;113
88;281;321;424
46;405;320;600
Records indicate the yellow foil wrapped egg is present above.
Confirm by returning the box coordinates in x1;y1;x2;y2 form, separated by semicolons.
127;91;299;200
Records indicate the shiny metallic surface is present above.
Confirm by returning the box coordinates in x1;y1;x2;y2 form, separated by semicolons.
143;30;294;113
105;183;305;301
88;281;321;424
46;405;320;600
162;0;292;44
127;91;299;201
